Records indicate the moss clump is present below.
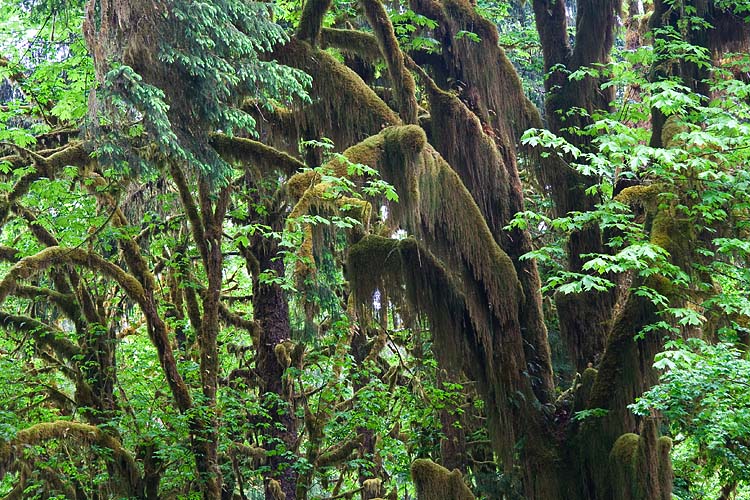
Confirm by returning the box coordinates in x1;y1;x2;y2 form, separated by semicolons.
410;459;475;500
572;367;598;413
615;183;663;211
610;433;640;465
267;478;286;500
660;115;688;148
608;425;673;500
650;211;692;270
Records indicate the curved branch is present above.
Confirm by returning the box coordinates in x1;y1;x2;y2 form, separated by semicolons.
0;312;81;361
77;170;193;414
13;285;77;315
219;302;260;336
210;133;306;177
360;0;418;123
272;38;399;151
320;28;383;61
0;421;142;496
0;142;88;227
0;247;145;310
315;434;363;467
0;246;19;263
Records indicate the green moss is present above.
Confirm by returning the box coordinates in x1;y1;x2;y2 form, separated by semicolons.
418;0;538;138
661;115;687;148
610;433;640;465
209;133;305;176
274;38;399;151
0;421;141;497
614;184;663;210
607;425;673;500
320;28;382;61
410;459;475;500
572;367;598;412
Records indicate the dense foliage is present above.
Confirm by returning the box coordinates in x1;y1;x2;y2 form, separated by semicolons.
0;0;749;499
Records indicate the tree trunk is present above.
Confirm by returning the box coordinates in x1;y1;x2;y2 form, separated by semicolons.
253;237;298;500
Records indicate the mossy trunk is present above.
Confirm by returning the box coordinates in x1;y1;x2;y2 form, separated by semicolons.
351;327;384;500
252;235;298;500
532;0;622;373
436;370;468;473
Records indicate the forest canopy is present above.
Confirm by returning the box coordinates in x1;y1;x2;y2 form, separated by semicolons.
0;0;750;499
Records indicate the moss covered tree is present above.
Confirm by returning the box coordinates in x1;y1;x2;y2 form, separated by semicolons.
0;0;749;498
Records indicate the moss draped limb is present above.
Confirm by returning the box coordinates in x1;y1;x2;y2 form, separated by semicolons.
416;68;554;401
271;38;400;152
320;28;382;61
360;0;418;123
0;312;81;362
410;0;539;140
0;142;88;228
0;421;142;497
0;246;146;310
210;133;306;177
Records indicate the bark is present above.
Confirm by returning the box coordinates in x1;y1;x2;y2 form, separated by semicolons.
436;370;468;473
350;326;384;500
252;231;298;500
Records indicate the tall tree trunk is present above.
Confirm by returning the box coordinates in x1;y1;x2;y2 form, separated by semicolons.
532;0;620;372
253;236;298;500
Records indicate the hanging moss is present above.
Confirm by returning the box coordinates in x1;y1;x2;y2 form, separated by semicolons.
209;133;306;177
418;73;554;401
0;247;146;310
315;435;363;467
411;0;539;140
320;28;383;61
361;0;418;124
410;459;475;500
0;421;141;497
308;125;561;493
272;38;399;152
0;312;81;363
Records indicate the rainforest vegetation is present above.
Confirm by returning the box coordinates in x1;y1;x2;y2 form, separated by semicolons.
0;0;749;498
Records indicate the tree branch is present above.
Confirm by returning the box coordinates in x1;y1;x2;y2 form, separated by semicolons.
0;311;81;361
320;28;383;61
297;0;334;45
0;421;142;496
210;133;306;177
360;0;418;123
0;247;146;310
